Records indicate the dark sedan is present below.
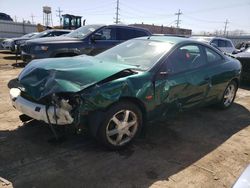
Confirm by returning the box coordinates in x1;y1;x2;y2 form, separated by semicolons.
234;47;250;82
10;36;241;149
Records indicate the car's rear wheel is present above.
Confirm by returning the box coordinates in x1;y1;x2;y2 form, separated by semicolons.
97;102;142;150
219;80;238;109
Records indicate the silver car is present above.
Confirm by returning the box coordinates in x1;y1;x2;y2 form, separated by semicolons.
191;36;237;54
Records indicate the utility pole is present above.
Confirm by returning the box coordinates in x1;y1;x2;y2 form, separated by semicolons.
224;19;229;36
14;16;18;22
175;9;182;28
56;7;63;26
114;0;120;24
31;14;35;24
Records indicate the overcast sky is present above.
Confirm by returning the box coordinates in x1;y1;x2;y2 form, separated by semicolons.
1;0;250;34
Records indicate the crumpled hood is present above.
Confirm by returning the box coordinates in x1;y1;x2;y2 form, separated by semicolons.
18;55;137;100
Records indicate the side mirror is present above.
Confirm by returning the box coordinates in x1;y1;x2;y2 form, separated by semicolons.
159;71;168;76
155;69;169;81
91;33;103;42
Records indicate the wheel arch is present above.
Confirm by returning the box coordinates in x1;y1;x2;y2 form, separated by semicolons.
88;96;147;138
231;77;239;89
118;97;147;120
104;96;147;124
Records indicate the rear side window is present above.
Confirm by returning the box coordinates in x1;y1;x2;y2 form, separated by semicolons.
218;39;226;47
226;40;233;47
54;31;68;36
134;30;149;37
43;32;54;37
95;27;116;40
211;39;218;46
44;31;66;37
205;47;223;64
116;28;136;40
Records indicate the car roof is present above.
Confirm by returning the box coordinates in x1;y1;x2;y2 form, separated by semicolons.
45;29;71;32
107;24;151;33
136;36;224;54
138;35;193;45
191;36;232;42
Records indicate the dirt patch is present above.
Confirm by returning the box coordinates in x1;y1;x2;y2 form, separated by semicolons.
0;51;249;188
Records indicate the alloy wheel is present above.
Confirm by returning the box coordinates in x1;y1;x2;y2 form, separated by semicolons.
223;83;236;107
106;109;138;146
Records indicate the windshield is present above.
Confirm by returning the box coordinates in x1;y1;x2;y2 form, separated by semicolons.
30;30;50;39
191;36;211;43
96;39;173;70
21;33;38;38
66;25;103;39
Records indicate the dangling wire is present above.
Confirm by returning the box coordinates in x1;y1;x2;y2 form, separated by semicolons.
46;105;59;140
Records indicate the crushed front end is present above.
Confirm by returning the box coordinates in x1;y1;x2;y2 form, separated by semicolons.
10;88;83;127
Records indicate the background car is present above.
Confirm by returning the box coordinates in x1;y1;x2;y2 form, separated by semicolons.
2;30;71;54
10;36;241;149
234;47;250;82
16;29;71;54
191;36;238;54
0;12;13;21
235;41;250;52
1;32;38;52
233;164;250;188
20;24;151;62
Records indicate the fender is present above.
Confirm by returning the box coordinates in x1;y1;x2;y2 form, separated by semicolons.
51;48;81;57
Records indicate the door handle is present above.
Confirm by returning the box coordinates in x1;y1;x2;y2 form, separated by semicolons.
204;77;212;88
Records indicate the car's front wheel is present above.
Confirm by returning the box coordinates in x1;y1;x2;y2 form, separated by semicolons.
219;80;238;109
98;102;142;150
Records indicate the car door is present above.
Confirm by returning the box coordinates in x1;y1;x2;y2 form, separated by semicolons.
154;44;211;116
202;46;229;103
88;27;118;55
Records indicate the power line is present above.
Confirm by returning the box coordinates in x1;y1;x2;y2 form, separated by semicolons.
30;14;35;24
224;19;229;36
56;7;63;26
114;0;120;24
175;9;182;28
185;2;249;15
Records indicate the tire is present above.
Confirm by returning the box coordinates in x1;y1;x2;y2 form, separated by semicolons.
218;80;238;109
97;101;142;150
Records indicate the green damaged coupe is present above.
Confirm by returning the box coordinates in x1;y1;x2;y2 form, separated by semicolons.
10;36;242;149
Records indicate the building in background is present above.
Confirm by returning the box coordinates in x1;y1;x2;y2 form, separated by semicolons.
130;23;192;36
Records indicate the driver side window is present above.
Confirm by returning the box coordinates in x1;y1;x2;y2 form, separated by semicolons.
166;44;205;74
95;28;116;40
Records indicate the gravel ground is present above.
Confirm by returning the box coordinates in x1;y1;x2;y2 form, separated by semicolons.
0;50;250;188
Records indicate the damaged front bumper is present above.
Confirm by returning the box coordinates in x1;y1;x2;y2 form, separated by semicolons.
10;88;74;125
